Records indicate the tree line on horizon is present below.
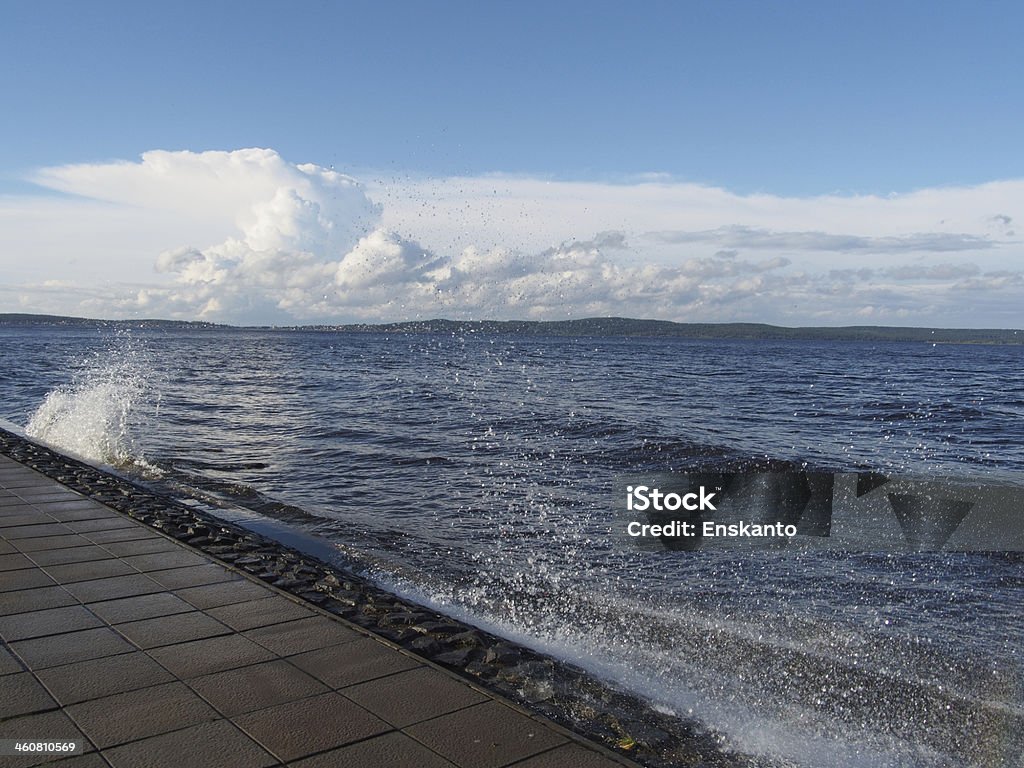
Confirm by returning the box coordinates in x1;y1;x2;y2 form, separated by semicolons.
1;312;1020;344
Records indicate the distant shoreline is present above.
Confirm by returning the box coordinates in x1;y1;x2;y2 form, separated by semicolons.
2;312;1022;344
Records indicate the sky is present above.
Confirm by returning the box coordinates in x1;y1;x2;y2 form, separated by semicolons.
1;1;1022;327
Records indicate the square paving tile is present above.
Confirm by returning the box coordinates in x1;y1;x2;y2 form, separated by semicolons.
27;545;114;567
1;523;74;539
0;585;77;615
0;672;58;718
10;626;135;669
290;732;458;768
83;527;161;544
13;490;85;502
40;502;118;522
36;754;107;768
14;534;96;553
234;691;390;762
0;553;34;573
343;666;489;727
176;579;277;610
0;604;102;642
2;479;49;495
405;701;567;768
0;477;56;490
121;550;212;573
0;643;24;675
65;517;136;534
0;567;55;593
289;637;421;689
67;681;220;749
42;559;137;583
30;497;105;508
145;564;239;590
146;633;276;679
206;596;312;631
89;593;194;624
101;538;179;557
15;496;89;509
242;616;360;656
64;574;163;603
102;719;277;768
29;498;106;509
115;611;232;649
189;659;328;717
509;744;630;768
36;651;175;705
0;512;56;528
0;507;36;520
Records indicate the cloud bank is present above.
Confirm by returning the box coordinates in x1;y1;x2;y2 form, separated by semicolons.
2;148;1022;326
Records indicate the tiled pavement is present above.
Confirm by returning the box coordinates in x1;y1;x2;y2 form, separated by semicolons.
0;455;638;768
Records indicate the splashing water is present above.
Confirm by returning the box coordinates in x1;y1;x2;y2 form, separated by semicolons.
26;334;158;471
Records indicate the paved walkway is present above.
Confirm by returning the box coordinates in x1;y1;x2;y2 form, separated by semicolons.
0;455;637;768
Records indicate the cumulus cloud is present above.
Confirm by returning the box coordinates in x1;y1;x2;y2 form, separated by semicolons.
3;148;1024;326
33;148;379;239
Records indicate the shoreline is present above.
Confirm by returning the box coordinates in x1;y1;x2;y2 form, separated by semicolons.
3;314;1022;345
0;428;746;768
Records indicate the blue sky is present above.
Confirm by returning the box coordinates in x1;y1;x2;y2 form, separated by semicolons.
5;0;1021;194
1;2;1022;326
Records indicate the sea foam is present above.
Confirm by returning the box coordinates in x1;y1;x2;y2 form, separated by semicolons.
26;333;158;471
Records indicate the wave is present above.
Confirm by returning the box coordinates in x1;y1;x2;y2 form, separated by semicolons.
25;332;160;473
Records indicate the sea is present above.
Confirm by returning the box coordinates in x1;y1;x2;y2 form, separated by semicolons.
1;324;1022;768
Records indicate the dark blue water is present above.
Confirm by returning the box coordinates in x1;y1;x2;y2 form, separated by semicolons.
2;326;1022;767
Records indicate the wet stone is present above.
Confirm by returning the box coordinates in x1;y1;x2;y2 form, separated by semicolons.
520;678;556;703
409;636;442;655
434;647;477;667
464;661;494;678
373;627;401;642
320;598;357;614
446;630;484;648
411;620;463;636
272;577;308;590
382;611;423;626
485;643;525;666
615;720;673;750
498;660;553;684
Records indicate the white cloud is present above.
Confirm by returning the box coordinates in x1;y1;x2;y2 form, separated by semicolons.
648;226;995;254
2;148;1023;327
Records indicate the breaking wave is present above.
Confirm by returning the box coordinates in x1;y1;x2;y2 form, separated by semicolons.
25;333;160;473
